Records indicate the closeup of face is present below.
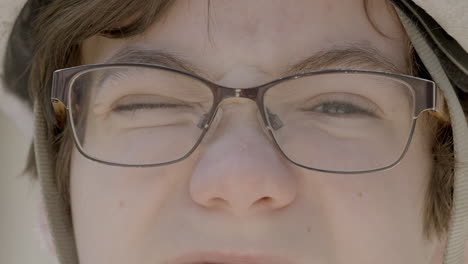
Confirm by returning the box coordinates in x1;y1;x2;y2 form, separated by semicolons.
70;1;443;263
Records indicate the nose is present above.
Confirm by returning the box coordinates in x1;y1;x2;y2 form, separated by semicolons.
189;104;297;217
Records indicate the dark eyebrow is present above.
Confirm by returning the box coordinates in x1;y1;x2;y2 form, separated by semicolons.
105;43;405;80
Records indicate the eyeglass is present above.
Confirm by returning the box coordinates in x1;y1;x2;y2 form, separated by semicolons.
50;63;443;174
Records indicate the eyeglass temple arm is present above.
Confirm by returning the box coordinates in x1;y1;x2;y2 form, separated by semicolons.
50;69;75;131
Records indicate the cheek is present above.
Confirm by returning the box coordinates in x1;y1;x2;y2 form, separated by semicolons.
69;146;197;262
296;120;434;262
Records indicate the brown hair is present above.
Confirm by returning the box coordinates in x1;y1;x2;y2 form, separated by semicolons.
27;0;454;242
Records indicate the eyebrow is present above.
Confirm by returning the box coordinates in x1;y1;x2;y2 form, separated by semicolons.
281;44;405;76
104;43;405;81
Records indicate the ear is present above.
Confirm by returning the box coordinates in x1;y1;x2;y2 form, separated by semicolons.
36;195;57;257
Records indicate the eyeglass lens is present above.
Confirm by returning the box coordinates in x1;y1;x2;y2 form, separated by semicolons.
68;66;415;171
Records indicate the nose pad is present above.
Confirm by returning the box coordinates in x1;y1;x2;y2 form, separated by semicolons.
256;109;275;142
265;108;284;131
197;113;210;129
197;107;224;143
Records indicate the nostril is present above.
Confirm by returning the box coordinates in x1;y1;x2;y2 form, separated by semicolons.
205;197;228;208
254;196;273;206
207;196;274;211
259;197;272;202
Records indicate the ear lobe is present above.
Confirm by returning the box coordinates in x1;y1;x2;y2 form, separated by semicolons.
37;196;57;257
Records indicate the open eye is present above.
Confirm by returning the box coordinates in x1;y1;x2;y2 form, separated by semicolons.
301;93;382;119
310;101;378;117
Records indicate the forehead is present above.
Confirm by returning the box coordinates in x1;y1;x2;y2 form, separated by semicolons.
82;0;409;85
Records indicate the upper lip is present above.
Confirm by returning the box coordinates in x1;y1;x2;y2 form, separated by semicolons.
164;251;297;264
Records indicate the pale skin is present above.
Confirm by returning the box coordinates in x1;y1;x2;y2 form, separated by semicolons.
36;0;467;263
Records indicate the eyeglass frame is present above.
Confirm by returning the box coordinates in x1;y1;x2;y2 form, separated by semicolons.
50;63;444;174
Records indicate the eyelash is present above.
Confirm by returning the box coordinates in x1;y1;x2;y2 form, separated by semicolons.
308;101;379;117
113;103;186;112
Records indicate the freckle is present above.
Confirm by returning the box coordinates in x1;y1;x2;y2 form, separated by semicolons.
119;200;125;208
307;226;311;233
357;192;363;198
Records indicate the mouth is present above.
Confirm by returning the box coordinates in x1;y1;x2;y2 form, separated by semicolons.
164;251;297;264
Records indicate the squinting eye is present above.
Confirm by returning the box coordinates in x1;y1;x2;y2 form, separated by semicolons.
108;93;197;114
112;103;191;112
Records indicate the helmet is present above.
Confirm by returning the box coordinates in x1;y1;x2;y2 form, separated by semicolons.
1;1;467;264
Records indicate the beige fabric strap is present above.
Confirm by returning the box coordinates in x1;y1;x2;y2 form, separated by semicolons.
411;0;468;52
395;8;468;264
33;100;78;264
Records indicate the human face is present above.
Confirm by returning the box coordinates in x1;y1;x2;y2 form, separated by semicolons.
71;1;443;263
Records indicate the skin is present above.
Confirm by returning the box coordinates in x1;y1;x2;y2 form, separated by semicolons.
66;0;455;263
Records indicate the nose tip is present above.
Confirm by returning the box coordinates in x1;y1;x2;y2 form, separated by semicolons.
189;126;297;216
190;158;297;215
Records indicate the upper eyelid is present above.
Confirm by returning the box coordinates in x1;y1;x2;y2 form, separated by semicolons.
299;92;385;115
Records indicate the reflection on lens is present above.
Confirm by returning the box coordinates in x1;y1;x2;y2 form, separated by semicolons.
264;72;415;172
68;66;214;165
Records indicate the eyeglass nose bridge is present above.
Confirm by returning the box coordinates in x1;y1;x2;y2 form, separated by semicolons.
220;85;284;130
196;84;284;132
196;86;261;130
218;86;259;101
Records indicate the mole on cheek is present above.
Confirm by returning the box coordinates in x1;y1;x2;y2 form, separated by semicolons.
357;192;363;198
119;200;125;208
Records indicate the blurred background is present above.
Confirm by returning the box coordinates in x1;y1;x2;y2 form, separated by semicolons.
1;0;57;263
